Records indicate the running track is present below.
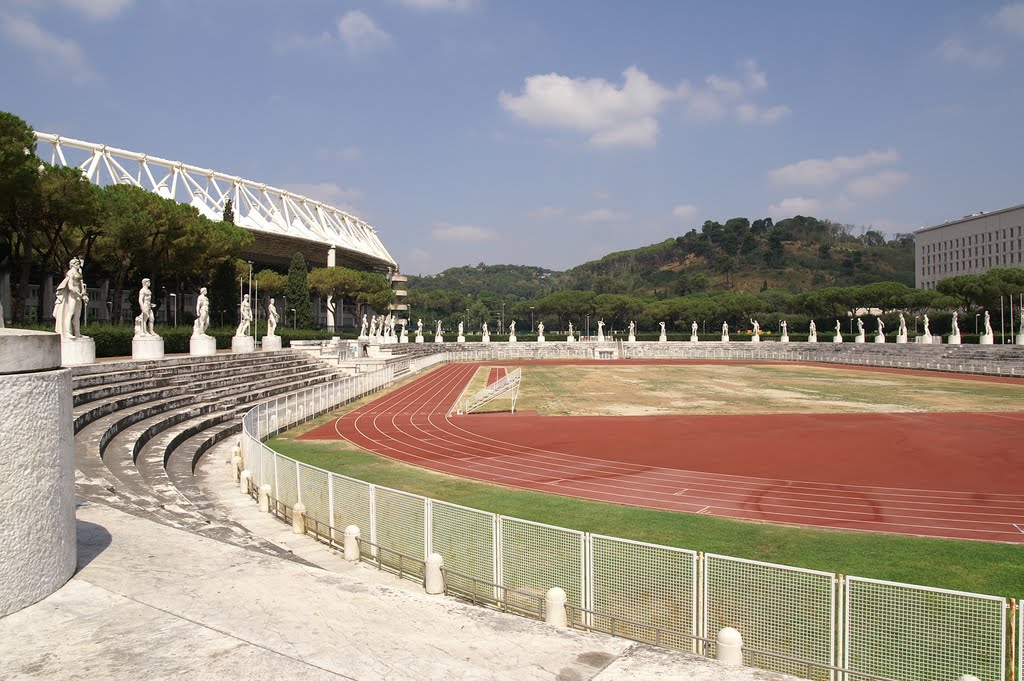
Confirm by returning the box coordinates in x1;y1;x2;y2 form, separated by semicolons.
301;361;1024;543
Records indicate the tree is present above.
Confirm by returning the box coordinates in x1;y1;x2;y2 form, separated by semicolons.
222;198;234;224
0;111;41;323
284;252;315;328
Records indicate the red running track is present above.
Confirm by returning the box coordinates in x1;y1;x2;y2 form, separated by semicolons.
300;361;1024;543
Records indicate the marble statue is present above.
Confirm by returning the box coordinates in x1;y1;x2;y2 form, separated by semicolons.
949;310;961;343
0;299;4;328
659;321;666;334
597;319;605;341
1019;312;1023;336
537;321;544;335
750;319;760;335
236;293;252;336
876;317;884;335
856;317;864;334
509;320;516;334
692;321;698;335
458;321;464;336
567;321;574;340
192;287;210;337
984;311;993;336
781;320;788;335
808;320;817;342
482;321;489;338
628;321;635;335
923;315;930;336
722;321;728;334
834;319;843;343
360;314;368;337
267;298;280;337
134;278;156;338
435;319;442;336
53;256;88;338
417;318;423;334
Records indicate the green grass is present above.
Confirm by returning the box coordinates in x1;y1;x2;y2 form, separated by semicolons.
273;413;1024;598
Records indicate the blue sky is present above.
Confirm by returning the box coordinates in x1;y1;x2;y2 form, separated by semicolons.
2;1;1023;274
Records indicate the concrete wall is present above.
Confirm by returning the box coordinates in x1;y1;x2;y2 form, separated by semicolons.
916;204;1024;289
0;329;77;617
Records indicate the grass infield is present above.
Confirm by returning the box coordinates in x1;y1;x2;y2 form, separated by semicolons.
273;400;1024;598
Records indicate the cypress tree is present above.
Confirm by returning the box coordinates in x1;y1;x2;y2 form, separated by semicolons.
284;252;315;329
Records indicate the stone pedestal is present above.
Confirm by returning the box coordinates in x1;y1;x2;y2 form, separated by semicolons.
920;334;933;344
628;334;636;343
482;336;490;344
750;335;760;343
896;333;908;344
1016;334;1024;345
854;334;865;344
597;333;605;342
434;335;444;343
690;334;699;343
979;334;994;345
415;334;424;343
537;335;545;343
132;335;165;360
833;335;843;343
190;335;217;356
508;334;517;343
262;335;282;351
781;335;790;343
659;335;667;343
231;335;255;353
721;334;730;342
399;333;408;344
808;334;817;343
948;335;961;345
566;336;575;343
874;334;885;344
0;329;76;617
60;337;96;367
457;335;465;343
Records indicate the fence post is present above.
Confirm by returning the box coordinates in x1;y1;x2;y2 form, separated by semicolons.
292;502;306;534
231;449;242;483
545;587;568;627
258;484;272;513
344;525;361;561
716;627;743;666
425;553;444;595
240;470;252;495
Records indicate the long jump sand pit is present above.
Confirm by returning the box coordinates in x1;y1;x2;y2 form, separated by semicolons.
301;361;1024;542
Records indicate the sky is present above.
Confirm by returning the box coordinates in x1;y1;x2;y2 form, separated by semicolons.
2;1;1023;275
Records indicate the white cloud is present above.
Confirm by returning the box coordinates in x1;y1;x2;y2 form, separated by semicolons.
846;170;910;199
283;182;362;209
739;58;767;91
59;0;132;20
672;203;698;221
398;0;477;10
0;12;99;83
736;103;791;124
994;3;1024;37
338;10;392;55
529;206;566;220
499;66;676;148
938;38;1002;68
430;222;496;241
769;149;901;186
579;207;631;223
769;197;823;217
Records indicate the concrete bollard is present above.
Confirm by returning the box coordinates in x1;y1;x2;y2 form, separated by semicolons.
716;627;743;666
258;484;272;513
958;676;981;681
343;525;361;562
231;454;242;483
291;502;306;534
544;587;568;628
239;470;252;495
424;553;445;595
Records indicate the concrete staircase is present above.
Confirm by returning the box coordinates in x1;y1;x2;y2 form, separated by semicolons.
70;350;345;558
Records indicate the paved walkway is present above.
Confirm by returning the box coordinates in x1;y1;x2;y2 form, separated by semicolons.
0;440;796;680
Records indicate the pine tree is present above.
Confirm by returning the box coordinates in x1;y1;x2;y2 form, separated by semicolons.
284;252;315;329
222;198;234;224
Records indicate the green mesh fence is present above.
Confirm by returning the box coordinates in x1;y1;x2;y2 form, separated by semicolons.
373;486;427;578
431;500;497;599
844;577;1006;681
500;517;584;619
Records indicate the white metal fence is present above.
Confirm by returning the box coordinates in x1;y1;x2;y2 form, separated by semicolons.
239;352;1019;681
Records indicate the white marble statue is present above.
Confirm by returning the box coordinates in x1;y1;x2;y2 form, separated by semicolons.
659;321;666;334
435;319;443;336
481;321;489;338
856;317;864;334
984;311;993;336
628;320;635;335
781;320;788;335
567;321;574;340
949;310;961;343
876;317;884;335
192;287;210;337
750;319;760;335
267;297;280;337
537;321;544;336
53;256;88;339
809;319;816;336
458;321;464;336
360;314;368;337
722;321;729;335
134;278;156;338
597;319;605;341
508;320;516;334
236;293;252;336
923;314;930;336
692;321;698;335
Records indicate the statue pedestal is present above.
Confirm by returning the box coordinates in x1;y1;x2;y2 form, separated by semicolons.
231;335;255;353
721;334;730;342
566;336;575;343
399;334;408;344
434;335;444;343
262;335;282;351
358;334;369;342
854;334;865;344
979;334;994;345
508;335;517;343
833;335;843;343
659;334;667;343
457;335;465;343
628;334;636;343
1016;333;1024;345
190;335;217;356
537;335;545;343
896;333;907;344
948;335;961;345
781;335;790;343
132;336;164;360
597;334;605;342
690;335;698;343
415;334;424;344
874;334;885;344
61;337;96;367
807;334;817;343
920;334;933;344
482;336;490;344
750;335;760;343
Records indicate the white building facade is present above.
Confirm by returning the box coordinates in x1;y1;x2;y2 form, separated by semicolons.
915;204;1024;289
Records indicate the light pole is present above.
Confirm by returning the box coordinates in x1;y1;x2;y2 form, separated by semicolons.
702;320;706;335
291;308;297;328
106;300;112;325
501;302;505;334
530;306;535;333
169;293;177;327
585;314;590;340
975;313;979;335
914;316;919;334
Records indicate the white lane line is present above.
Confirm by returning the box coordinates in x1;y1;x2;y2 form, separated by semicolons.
1013;523;1024;534
696;506;710;514
673;489;689;496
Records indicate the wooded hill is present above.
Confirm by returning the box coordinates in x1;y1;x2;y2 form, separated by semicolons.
409;216;915;300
